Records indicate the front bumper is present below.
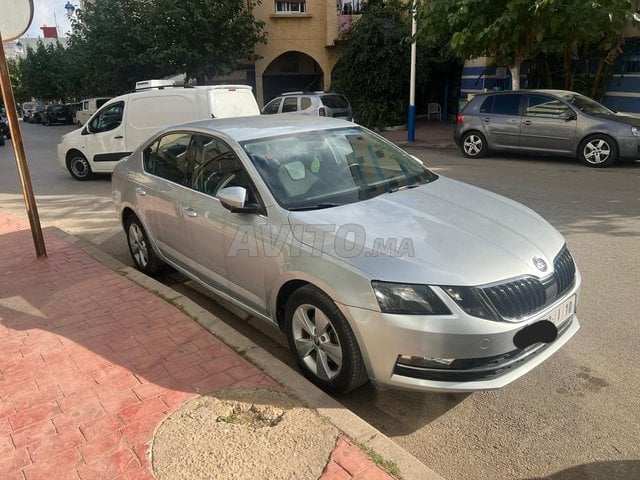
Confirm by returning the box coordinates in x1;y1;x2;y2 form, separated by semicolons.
617;136;640;160
343;271;581;392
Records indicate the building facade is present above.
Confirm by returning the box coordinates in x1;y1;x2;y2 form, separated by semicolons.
250;0;357;106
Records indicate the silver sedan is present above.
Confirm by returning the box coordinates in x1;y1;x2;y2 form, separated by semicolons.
112;116;580;394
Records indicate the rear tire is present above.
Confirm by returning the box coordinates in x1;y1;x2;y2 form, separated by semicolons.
67;152;93;180
461;131;488;158
578;134;618;167
125;215;164;275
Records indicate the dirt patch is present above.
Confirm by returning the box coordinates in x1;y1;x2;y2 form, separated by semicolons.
152;388;339;480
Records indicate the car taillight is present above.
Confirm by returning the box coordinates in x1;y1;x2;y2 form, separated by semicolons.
456;113;464;125
319;107;326;116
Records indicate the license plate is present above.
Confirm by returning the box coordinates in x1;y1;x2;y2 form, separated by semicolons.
547;295;576;327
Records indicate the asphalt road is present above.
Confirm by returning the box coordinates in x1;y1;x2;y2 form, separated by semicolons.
1;121;639;480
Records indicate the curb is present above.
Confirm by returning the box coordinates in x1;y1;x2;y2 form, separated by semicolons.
46;226;445;480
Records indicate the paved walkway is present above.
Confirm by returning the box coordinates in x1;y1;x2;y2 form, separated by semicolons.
0;213;394;479
377;119;456;149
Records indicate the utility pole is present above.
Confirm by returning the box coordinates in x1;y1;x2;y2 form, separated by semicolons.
408;0;417;142
0;29;47;257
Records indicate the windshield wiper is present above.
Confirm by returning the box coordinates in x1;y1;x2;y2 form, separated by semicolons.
287;203;342;211
387;184;420;194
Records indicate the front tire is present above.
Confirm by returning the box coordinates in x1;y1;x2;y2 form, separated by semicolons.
461;131;488;158
578;134;618;167
285;285;368;395
125;215;164;275
67;152;93;180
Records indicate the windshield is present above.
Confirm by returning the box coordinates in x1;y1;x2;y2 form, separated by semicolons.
555;92;613;115
241;127;437;210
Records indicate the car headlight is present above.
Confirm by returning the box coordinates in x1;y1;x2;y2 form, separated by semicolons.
441;286;497;320
632;126;640;137
372;281;451;315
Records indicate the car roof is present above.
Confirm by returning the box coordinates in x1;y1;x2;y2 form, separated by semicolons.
163;115;357;142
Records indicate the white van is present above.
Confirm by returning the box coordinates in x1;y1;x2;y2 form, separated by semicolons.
57;84;260;180
74;97;112;126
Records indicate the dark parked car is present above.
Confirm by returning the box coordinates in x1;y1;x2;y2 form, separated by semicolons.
42;104;73;125
0;115;9;146
454;89;640;167
31;105;46;124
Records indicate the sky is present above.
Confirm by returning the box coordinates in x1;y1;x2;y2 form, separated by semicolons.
24;0;73;38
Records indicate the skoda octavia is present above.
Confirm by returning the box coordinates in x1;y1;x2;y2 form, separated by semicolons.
112;116;580;394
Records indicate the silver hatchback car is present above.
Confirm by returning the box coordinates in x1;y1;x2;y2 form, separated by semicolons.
454;89;640;167
113;116;580;394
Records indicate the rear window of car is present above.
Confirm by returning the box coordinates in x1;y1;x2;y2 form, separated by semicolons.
320;94;349;108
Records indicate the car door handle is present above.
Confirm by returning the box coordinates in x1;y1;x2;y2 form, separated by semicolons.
482;117;491;123
134;187;146;196
114;135;124;139
182;207;198;217
523;120;532;126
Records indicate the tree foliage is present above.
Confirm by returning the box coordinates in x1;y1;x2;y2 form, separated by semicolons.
331;1;460;129
418;0;638;93
14;0;266;101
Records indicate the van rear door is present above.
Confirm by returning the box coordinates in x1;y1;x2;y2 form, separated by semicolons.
208;86;260;118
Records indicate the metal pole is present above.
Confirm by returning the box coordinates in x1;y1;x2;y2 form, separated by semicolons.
0;29;47;257
407;0;417;141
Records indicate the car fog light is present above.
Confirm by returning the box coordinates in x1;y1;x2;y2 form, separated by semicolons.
397;355;457;369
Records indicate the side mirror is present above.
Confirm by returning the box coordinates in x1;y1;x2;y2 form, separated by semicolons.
217;186;259;214
563;112;577;121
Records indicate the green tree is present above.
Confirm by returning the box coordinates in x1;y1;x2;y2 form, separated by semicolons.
534;0;639;97
7;58;27;103
332;1;459;128
419;0;637;92
66;0;267;95
148;0;267;84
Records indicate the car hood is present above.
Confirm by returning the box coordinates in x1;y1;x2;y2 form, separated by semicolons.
593;112;640;126
288;177;565;286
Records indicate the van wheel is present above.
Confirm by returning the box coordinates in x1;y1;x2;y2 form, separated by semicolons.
578;134;618;167
461;131;488;158
67;152;93;180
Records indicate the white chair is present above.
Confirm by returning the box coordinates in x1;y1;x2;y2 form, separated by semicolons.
427;102;441;122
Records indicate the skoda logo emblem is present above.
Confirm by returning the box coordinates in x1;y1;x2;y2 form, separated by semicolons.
533;256;548;272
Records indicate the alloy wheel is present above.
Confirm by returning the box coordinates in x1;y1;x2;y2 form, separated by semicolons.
291;304;343;380
583;139;611;165
128;222;149;268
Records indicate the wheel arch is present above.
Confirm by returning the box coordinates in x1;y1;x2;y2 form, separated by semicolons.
274;279;311;331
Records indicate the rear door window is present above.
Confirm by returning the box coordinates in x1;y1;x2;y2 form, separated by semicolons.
282;97;298;113
490;95;521;115
300;97;312;110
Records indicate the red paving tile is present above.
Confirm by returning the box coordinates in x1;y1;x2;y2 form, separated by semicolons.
0;214;394;479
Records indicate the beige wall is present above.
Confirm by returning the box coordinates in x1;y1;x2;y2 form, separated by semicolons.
252;1;342;106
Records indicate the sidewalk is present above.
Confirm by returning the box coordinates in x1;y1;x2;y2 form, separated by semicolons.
0;212;441;480
377;119;457;149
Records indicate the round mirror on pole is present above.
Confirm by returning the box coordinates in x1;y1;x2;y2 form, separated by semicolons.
0;0;34;41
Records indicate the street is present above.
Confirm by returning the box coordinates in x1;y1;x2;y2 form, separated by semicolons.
1;121;639;480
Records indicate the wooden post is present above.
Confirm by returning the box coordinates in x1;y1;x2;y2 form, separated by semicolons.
0;29;47;257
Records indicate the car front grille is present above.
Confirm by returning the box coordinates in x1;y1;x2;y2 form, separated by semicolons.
481;246;576;320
